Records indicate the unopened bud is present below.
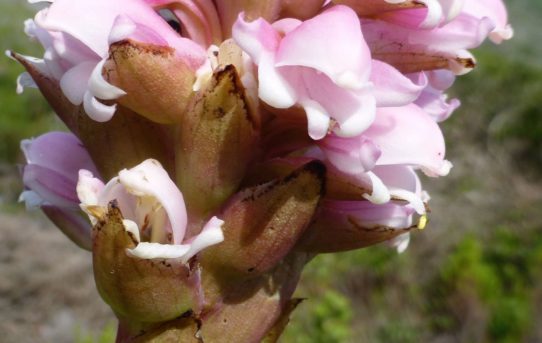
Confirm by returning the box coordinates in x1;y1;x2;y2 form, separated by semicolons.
176;64;259;218
201;161;325;278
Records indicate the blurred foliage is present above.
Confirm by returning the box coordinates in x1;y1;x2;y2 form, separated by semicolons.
75;322;116;343
0;0;60;164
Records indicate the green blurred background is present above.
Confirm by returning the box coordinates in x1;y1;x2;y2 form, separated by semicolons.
1;0;541;342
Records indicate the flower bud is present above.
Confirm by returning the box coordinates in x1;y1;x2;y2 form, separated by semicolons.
176;64;259;218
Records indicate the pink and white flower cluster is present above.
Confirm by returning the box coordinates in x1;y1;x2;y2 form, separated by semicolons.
14;0;512;256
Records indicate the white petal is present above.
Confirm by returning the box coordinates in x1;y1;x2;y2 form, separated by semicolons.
60;62;95;105
389;188;425;214
302;99;330;140
418;0;444;29
127;242;191;259
391;233;410;254
19;190;45;210
122;219;140;242
108;15;136;45
258;53;297;108
181;216;224;263
83;91;117;122
362;171;391;204
88;59;126;100
16;72;37;94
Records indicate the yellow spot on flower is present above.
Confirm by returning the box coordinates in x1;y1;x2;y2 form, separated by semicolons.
418;215;428;230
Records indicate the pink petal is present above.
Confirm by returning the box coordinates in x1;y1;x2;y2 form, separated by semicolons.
370;59;427;107
118;159;188;244
21;132;98;180
365;104;451;176
275;5;371;89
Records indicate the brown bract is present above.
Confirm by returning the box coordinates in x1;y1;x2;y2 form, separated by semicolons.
92;202;201;325
176;64;259;220
105;39;197;124
10;51;174;180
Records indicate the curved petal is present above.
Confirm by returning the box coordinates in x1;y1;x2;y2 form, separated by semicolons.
88;59;126;100
319;135;381;175
371;59;427;107
365;105;451;176
118;159;188;244
21;132;98;180
83;92;117;122
59;61;95;105
275;5;371;88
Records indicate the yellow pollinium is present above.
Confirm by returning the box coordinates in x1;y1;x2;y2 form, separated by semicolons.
418;215;428;230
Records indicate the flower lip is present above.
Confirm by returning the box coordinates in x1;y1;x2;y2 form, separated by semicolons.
78;159;224;261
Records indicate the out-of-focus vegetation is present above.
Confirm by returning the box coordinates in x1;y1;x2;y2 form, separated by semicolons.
1;0;541;342
0;1;58;164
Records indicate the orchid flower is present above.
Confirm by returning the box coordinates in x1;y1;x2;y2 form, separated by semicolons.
9;0;513;339
19;0;206;122
361;0;513;75
77;159;224;262
19;132;98;250
410;69;460;122
318;104;451;205
233;5;376;140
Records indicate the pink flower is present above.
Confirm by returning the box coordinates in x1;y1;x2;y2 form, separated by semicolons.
233;5;425;140
319;104;451;205
77;159;224;262
462;0;513;44
410;69;460;122
144;0;223;47
21;0;206;121
19;132;99;250
362;0;513;75
233;5;375;140
215;0;325;37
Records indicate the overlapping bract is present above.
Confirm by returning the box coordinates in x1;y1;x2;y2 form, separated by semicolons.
12;0;511;340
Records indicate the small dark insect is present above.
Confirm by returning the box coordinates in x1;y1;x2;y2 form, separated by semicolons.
158;9;183;35
167;19;182;35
